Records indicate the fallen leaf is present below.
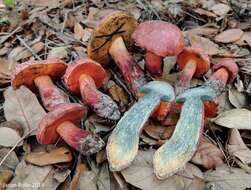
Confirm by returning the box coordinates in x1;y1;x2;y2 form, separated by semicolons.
112;172;129;190
121;150;204;190
0;170;13;188
8;160;70;190
0;58;17;84
25;147;72;166
190;35;219;55
211;3;231;16
204;164;251;190
0;148;19;171
97;163;110;190
144;124;174;140
3;86;46;135
193;8;217;17
215;29;244;43
213;109;251;129
228;129;251;164
82;28;92;42
236;32;251;47
48;47;68;59
0;120;23;147
77;166;97;190
69;163;88;190
192;137;224;169
187;27;218;38
74;22;84;41
228;88;247;108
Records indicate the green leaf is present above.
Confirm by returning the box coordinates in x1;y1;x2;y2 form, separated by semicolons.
3;0;15;7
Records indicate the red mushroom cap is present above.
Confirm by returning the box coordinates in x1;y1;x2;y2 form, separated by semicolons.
11;59;67;89
132;21;185;57
212;58;239;83
36;103;86;144
177;47;210;77
64;58;107;93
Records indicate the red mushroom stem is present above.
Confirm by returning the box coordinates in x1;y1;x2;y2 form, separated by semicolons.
109;36;147;94
177;60;197;91
34;75;69;111
79;74;101;106
145;51;162;75
209;68;229;86
56;121;103;155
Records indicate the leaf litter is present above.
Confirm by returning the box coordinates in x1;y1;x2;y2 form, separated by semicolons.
0;0;251;189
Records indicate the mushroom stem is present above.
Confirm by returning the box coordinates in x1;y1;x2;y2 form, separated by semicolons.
34;75;69;111
79;74;100;105
79;74;121;121
176;60;197;93
145;51;162;75
56;121;104;155
109;36;147;94
210;67;229;86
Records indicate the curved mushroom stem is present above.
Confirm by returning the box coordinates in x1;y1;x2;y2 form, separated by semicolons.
109;36;147;94
79;74;120;121
56;121;105;155
154;97;204;179
210;67;229;86
176;60;197;94
34;75;69;111
145;51;163;75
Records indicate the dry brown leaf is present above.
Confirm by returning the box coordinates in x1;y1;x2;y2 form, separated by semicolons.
213;109;251;129
0;170;13;190
187;27;218;38
215;29;244;43
228;129;251;164
7;160;70;190
25;147;72;166
82;28;93;42
0;148;19;171
0;58;17;84
144;124;174;140
190;35;219;55
228;88;247;108
74;23;85;41
69;163;89;190
121;150;204;190
236;32;251;47
48;47;68;59
0;121;23;147
192;137;224;169
3;86;46;135
97;163;110;190
204;164;251;190
193;8;217;17
211;3;231;16
108;81;128;109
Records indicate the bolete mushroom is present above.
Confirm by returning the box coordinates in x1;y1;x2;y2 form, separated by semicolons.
204;58;239;117
36;103;105;155
106;81;175;171
87;11;147;94
153;58;239;179
176;46;210;94
132;20;185;75
11;59;69;111
64;58;120;121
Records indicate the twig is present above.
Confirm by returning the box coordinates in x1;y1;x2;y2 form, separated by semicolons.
0;27;22;44
0;128;36;167
16;35;42;60
143;0;161;19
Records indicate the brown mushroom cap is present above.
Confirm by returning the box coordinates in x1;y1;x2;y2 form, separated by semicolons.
177;47;210;77
12;59;67;89
36;103;86;144
212;58;239;83
64;58;107;93
87;11;137;65
132;21;185;57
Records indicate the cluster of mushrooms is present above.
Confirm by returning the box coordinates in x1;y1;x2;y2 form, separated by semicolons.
11;11;239;180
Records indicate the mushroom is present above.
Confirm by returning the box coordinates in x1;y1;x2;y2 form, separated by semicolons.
176;46;210;94
153;58;239;179
64;58;120;121
87;11;147;94
106;81;175;171
204;58;239;117
11;59;69;111
36;103;105;155
132;20;185;75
